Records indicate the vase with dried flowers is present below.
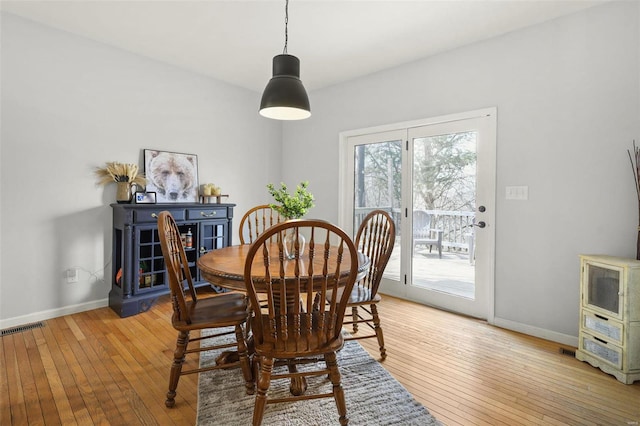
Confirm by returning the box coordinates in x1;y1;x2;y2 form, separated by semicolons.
627;140;640;260
95;162;146;203
267;181;315;258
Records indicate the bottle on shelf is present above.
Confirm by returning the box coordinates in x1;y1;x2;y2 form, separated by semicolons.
186;228;193;248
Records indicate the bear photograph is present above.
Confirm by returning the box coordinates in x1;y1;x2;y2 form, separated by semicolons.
144;149;198;203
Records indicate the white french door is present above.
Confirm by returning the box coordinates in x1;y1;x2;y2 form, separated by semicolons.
339;108;496;320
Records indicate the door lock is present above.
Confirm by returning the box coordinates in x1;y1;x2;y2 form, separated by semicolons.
474;221;486;228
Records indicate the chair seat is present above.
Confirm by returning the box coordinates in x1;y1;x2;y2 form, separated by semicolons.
252;313;345;358
328;284;382;305
172;292;248;331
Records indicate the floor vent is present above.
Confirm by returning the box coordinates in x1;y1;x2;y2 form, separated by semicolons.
559;347;576;357
1;321;45;336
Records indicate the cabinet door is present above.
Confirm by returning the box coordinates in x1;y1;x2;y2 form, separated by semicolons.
197;219;229;282
135;225;167;293
176;222;199;284
199;220;229;253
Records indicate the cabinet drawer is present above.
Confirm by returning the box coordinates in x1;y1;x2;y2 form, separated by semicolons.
134;209;185;223
582;311;624;345
186;207;226;220
579;331;623;369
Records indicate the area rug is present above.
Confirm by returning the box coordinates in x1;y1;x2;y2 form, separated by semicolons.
197;328;442;425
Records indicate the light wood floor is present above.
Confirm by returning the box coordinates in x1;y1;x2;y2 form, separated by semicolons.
2;294;639;425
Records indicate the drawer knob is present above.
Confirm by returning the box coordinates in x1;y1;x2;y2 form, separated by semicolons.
151;213;158;218
201;211;217;218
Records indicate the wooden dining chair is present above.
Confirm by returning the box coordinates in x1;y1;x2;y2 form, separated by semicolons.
244;220;359;426
239;204;283;245
337;210;396;360
157;211;254;408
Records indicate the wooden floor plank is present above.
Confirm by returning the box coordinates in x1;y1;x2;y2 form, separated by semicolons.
13;332;44;425
0;335;13;426
2;334;28;425
33;328;75;425
74;310;149;425
2;294;640;425
22;329;61;426
56;319;111;425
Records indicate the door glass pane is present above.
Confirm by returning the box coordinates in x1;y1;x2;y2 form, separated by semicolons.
353;140;402;282
411;131;476;298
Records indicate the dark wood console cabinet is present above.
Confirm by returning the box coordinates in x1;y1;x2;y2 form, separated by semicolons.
109;203;235;317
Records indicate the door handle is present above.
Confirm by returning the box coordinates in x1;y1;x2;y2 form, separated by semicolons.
474;221;486;228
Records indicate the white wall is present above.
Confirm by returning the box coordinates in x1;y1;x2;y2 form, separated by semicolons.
0;13;281;326
282;1;640;343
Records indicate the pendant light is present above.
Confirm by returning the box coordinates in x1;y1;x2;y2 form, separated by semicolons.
259;0;311;120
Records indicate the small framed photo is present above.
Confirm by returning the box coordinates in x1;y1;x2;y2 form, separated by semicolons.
134;192;157;204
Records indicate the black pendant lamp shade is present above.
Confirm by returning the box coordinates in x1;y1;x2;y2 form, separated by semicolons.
259;54;311;120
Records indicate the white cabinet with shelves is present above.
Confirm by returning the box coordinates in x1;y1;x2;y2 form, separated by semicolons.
576;255;640;384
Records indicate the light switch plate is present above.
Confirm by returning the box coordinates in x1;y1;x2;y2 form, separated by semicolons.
505;186;528;200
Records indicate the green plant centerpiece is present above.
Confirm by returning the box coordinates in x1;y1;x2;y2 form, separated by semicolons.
267;181;315;258
267;181;315;219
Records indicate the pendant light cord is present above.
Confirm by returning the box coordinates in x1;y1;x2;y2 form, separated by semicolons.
283;0;289;54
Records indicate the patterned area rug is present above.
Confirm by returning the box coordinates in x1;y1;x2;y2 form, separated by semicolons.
197;329;442;425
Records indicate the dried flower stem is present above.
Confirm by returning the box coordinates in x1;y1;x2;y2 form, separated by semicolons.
627;140;640;260
95;162;146;187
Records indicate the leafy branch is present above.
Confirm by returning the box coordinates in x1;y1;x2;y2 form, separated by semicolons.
267;181;315;219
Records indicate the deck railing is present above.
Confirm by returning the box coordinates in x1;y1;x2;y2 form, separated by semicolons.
426;210;475;251
354;207;474;252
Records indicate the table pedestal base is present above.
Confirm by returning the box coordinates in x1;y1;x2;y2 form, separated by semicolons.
288;361;308;396
215;350;240;367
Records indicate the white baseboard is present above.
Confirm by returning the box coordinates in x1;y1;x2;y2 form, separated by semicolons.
491;316;579;347
0;299;109;330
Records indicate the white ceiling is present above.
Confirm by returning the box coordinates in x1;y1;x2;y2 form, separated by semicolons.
1;0;608;92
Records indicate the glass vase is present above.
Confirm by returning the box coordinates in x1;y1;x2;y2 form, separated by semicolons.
283;228;305;260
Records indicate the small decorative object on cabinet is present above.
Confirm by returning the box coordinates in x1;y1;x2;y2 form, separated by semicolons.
109;203;235;317
576;255;640;384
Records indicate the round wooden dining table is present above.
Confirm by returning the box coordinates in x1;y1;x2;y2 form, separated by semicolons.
197;243;370;292
197;243;369;396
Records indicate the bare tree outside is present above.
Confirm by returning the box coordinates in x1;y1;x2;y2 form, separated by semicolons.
354;133;476;213
354;140;402;210
413;132;476;212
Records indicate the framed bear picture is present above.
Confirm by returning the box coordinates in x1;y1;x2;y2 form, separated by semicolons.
143;149;199;203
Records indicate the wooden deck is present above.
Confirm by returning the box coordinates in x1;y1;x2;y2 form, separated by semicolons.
384;242;476;299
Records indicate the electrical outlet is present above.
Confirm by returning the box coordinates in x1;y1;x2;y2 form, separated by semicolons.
66;268;79;283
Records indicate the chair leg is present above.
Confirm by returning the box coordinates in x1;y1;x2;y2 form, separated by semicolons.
245;306;253;339
166;330;189;408
351;306;359;333
253;356;273;426
234;324;255;395
325;351;348;426
371;304;386;360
